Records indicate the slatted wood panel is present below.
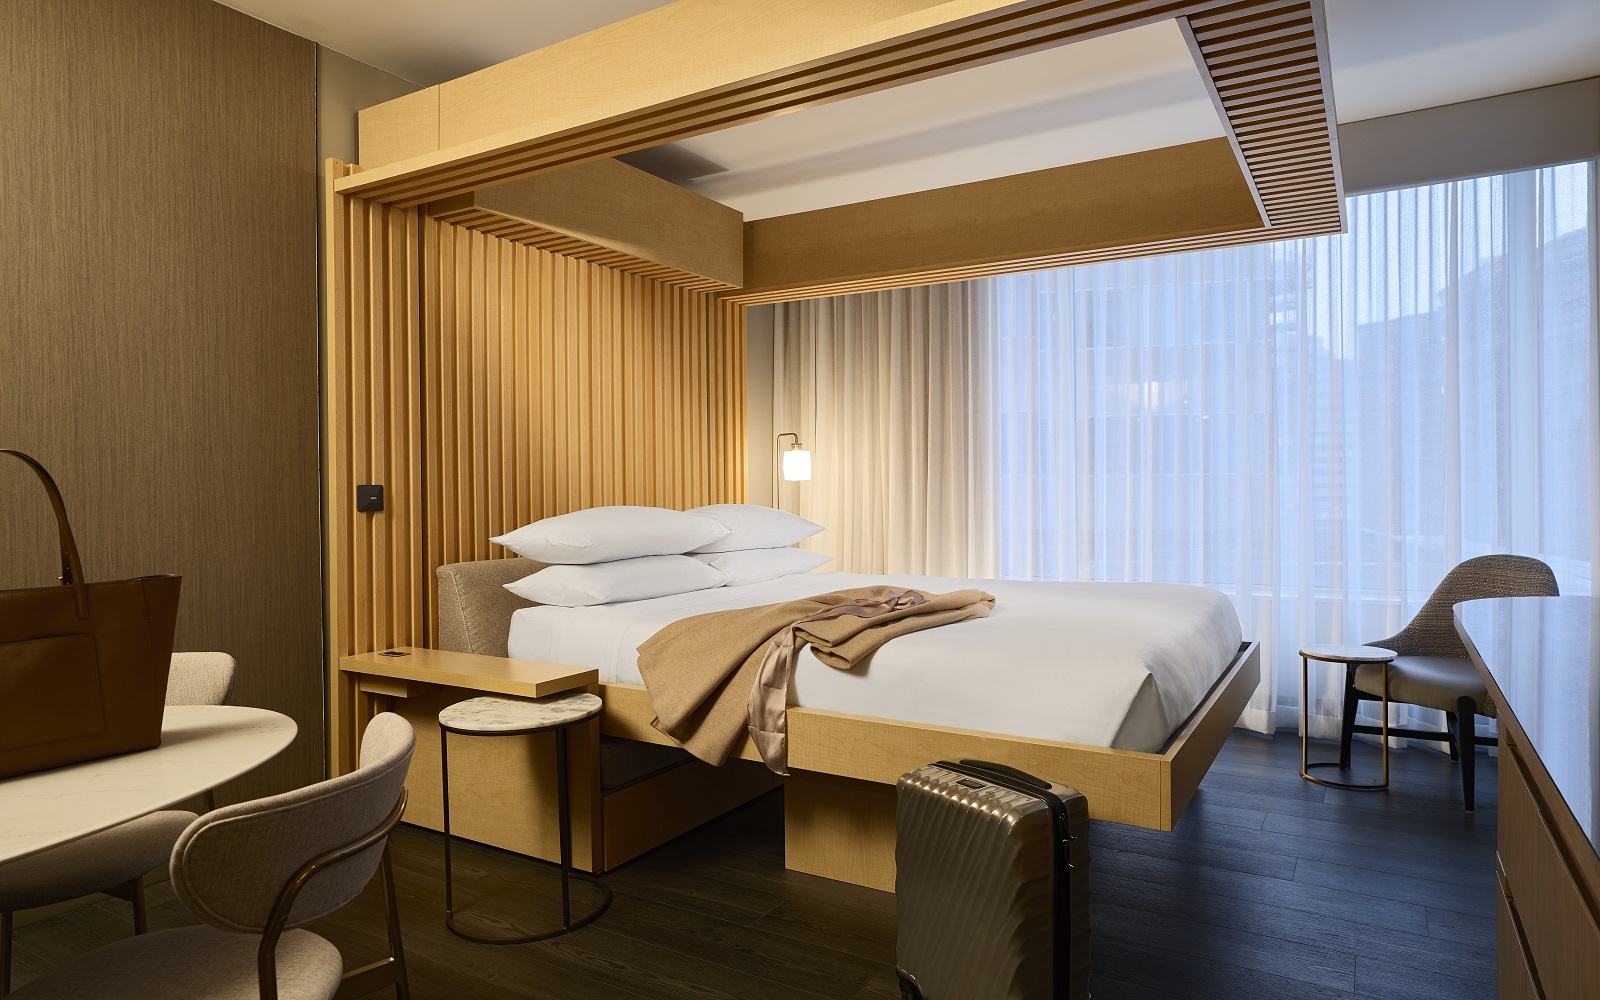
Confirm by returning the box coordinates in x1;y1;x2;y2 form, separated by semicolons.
323;160;426;769
429;204;734;292
421;215;748;622
335;0;1242;205
1182;0;1342;232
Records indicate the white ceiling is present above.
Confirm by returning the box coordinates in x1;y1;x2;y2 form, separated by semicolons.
224;0;1600;217
1323;0;1600;123
622;21;1223;220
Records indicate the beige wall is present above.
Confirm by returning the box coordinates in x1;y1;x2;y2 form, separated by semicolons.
1339;77;1600;195
316;47;419;168
0;0;321;798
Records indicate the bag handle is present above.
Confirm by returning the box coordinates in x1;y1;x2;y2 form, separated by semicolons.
1;449;89;618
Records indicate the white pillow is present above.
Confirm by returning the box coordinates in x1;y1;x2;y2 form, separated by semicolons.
693;547;832;587
688;504;824;553
492;506;728;565
504;555;727;607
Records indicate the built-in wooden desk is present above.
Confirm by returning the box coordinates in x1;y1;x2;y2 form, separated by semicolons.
339;646;597;705
336;646;606;870
1456;597;1600;1000
333;645;776;875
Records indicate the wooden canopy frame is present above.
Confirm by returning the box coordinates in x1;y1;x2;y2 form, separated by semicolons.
323;0;1336;890
339;0;1343;300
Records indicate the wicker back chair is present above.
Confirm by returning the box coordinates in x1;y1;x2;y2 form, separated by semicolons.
1340;554;1559;811
1367;554;1559;716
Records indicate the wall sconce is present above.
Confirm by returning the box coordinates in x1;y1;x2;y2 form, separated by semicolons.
774;432;811;508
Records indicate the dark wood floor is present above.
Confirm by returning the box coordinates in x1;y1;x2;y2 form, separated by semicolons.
11;732;1497;999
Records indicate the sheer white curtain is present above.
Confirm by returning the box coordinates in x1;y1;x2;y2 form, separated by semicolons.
775;163;1597;734
773;283;998;576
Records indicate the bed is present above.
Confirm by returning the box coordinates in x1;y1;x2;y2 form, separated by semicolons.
435;558;1260;890
509;571;1244;755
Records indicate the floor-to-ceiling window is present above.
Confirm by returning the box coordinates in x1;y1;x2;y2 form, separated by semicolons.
775;161;1598;734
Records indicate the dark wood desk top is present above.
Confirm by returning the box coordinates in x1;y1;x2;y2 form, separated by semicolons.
1457;596;1598;854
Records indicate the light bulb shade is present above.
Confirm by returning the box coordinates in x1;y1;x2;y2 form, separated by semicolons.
782;448;811;482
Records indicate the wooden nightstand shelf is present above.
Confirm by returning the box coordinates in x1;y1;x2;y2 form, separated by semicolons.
331;645;779;876
339;646;598;706
334;646;606;871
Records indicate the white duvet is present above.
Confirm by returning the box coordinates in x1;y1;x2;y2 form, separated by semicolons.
507;572;1243;753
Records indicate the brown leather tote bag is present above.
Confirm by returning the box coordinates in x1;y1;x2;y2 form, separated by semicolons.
0;450;181;778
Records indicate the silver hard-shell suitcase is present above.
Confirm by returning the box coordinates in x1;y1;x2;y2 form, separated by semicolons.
895;759;1091;1000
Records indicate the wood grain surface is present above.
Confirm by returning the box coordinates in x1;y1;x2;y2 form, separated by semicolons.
429;157;744;290
735;138;1261;302
337;0;1239;203
0;0;320;798
420;216;749;598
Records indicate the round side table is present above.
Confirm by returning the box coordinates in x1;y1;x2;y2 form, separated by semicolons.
1300;644;1395;791
439;690;612;943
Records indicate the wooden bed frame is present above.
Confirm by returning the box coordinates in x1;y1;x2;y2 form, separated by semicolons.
600;641;1259;889
337;634;1255;892
386;556;1258;890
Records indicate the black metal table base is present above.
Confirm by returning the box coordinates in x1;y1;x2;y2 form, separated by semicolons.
440;719;612;944
1300;759;1387;791
1300;652;1390;791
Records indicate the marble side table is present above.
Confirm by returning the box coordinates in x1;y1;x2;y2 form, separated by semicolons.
438;689;611;943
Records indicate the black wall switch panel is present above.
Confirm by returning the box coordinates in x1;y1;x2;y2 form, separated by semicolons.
356;484;385;513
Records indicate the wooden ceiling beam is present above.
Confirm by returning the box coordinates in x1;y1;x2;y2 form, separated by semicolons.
339;1;1342;303
426;158;743;290
729;138;1262;303
335;0;1244;205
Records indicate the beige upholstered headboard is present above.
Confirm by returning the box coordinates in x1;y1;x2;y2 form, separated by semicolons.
435;558;542;656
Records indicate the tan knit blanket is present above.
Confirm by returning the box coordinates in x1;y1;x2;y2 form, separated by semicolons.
636;586;995;773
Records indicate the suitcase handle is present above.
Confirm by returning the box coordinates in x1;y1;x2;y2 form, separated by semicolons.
956;758;1052;791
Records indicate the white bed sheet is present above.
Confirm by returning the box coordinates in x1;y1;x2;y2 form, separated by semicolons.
507;572;1243;753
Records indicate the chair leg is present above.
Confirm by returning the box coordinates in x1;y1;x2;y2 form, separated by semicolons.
381;847;411;1000
1458;697;1477;812
105;877;149;935
131;878;148;935
1338;666;1361;769
1444;712;1460;762
2;909;12;997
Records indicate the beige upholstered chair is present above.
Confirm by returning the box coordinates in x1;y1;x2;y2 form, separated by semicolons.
9;713;415;1000
1339;555;1558;811
0;653;238;995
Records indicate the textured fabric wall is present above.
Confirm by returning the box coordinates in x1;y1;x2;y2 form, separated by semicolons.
0;0;320;796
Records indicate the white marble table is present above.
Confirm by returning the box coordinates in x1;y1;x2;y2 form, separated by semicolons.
0;705;296;865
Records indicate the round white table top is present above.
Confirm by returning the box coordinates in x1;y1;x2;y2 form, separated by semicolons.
1300;644;1397;663
0;705;296;865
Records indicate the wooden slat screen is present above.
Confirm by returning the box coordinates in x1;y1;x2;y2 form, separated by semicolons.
324;161;427;665
324;175;748;769
422;217;748;612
